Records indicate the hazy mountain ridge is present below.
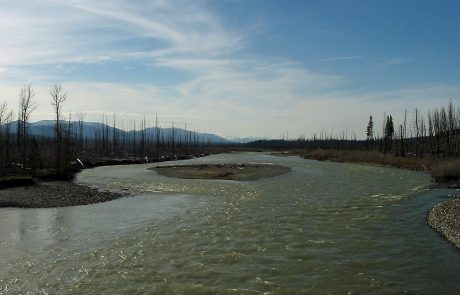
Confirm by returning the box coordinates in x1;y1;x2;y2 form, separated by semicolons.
6;120;231;144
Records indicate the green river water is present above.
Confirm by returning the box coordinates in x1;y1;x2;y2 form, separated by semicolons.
1;152;459;294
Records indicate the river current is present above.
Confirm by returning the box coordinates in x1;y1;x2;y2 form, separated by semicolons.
1;152;459;294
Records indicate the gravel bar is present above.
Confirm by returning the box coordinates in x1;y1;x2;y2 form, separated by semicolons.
151;163;291;181
0;181;126;208
427;197;460;249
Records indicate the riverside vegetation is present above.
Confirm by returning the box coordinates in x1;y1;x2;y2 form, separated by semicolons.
0;84;218;184
0;84;219;207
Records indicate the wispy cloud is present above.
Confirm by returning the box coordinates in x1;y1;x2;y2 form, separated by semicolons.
0;0;458;138
380;58;409;66
0;0;244;66
316;55;372;63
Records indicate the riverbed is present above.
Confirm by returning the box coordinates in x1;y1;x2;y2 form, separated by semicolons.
1;152;459;294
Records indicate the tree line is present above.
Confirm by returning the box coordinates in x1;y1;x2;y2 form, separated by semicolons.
365;101;460;158
0;84;212;177
248;101;460;159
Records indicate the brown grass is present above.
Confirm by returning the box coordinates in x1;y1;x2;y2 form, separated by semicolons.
430;159;460;182
300;149;460;183
303;149;430;170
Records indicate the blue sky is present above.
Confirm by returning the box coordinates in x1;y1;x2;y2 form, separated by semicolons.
0;0;459;138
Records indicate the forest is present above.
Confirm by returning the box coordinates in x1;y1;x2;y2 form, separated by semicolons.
250;101;459;156
0;84;215;178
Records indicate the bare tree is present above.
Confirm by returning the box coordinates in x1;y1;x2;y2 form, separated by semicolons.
76;111;85;154
399;124;405;157
419;114;426;158
4;110;13;168
155;114;161;156
64;110;72;169
50;84;67;174
18;84;37;170
402;110;407;157
0;103;8;174
434;109;441;156
428;111;435;156
415;108;420;158
112;113;117;154
447;100;455;155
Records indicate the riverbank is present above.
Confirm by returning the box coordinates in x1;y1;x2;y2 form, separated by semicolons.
151;163;291;181
275;149;460;185
0;153;209;208
0;181;126;208
0;153;210;186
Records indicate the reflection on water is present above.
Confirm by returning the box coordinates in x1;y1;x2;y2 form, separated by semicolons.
1;194;205;252
1;152;459;294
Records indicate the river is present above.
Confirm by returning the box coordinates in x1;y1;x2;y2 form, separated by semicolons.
1;152;459;294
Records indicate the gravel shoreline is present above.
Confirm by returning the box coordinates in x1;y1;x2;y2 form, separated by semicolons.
0;153;211;209
427;197;460;250
0;181;126;208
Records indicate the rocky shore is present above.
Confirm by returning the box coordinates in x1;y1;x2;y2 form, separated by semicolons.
0;153;210;209
0;181;126;208
427;196;460;249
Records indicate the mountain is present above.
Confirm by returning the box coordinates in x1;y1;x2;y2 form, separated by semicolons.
6;120;230;144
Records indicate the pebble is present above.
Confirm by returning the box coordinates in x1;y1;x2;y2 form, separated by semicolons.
427;197;460;250
0;181;126;208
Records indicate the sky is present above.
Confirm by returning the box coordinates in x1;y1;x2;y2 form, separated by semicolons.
0;0;459;138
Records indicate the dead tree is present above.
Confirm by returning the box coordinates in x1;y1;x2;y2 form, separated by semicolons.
447;101;456;155
402;110;407;157
0;103;8;174
415;108;420;158
433;109;441;157
50;84;67;175
428;111;435;156
76;111;85;155
419;115;426;158
112;113;117;155
18;84;37;171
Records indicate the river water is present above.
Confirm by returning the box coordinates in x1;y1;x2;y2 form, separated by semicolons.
1;152;459;294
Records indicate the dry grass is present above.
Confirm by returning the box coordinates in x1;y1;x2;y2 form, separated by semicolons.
301;149;460;183
303;149;430;170
430;159;460;182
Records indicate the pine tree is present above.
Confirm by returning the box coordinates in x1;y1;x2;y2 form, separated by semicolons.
384;115;395;153
366;115;374;150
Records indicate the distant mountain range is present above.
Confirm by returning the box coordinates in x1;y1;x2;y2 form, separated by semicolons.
7;120;232;144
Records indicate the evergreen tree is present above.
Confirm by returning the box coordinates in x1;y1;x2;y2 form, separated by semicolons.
385;115;394;138
384;115;395;153
366;115;374;150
